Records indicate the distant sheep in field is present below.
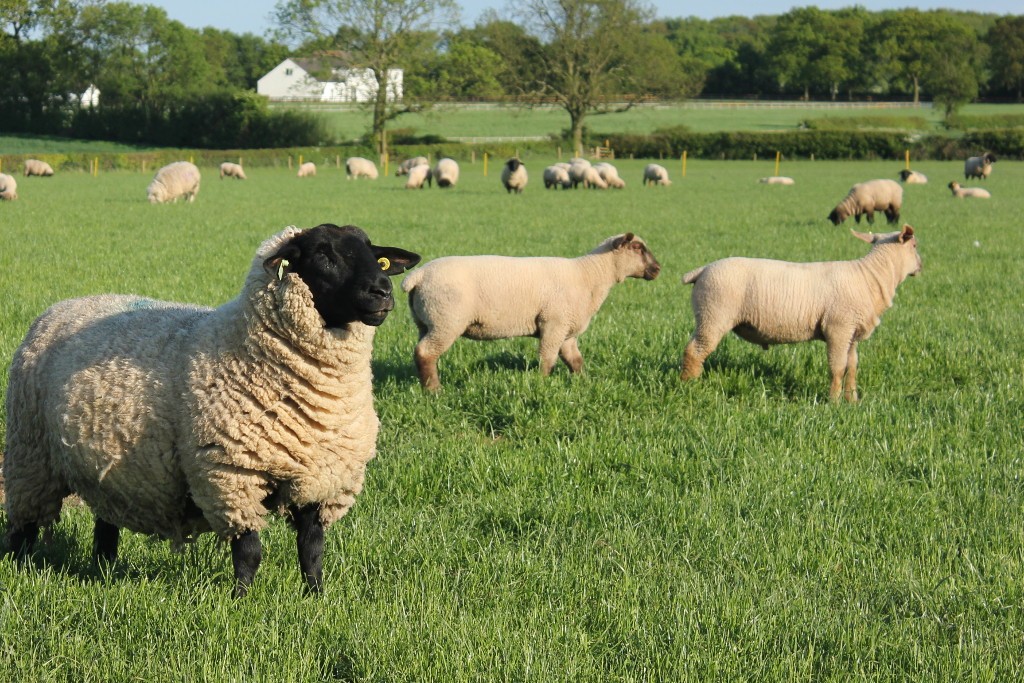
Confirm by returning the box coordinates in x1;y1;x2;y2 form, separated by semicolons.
501;158;528;194
948;181;991;199
568;160;592;189
594;162;625;189
147;161;200;204
680;224;922;402
642;164;671;186
346;157;379;180
396;156;429;176
297;162;317;178
827;179;902;225
543;165;572;189
402;233;661;391
964;153;996;180
24;159;54;177
0;173;18;200
405;164;432;189
581;166;608;189
434;158;459;188
219;162;247;180
759;176;794;185
898;169;927;184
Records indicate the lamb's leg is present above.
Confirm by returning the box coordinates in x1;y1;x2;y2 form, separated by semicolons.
558;337;584;373
4;524;39;561
681;325;727;380
414;340;444;392
844;343;859;403
825;334;855;402
537;327;570;376
292;504;324;594
231;530;262;598
92;518;120;564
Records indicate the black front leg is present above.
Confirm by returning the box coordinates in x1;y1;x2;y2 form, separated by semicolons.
292;504;325;594
231;530;262;598
5;524;39;561
92;518;120;564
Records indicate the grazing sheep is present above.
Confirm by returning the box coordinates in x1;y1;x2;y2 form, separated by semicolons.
0;173;17;200
396;156;429;176
553;162;572;172
594;162;625;189
501;158;528;194
2;224;421;596
898;169;927;184
346;157;379;180
759;176;794;185
827;179;902;226
948;181;991;199
680;224;921;402
147;161;201;204
405;163;432;189
24;159;54;177
402;233;661;391
433;158;459;188
642;164;671;186
297;162;317;178
568;160;592;189
543;165;572;189
964;152;996;180
219;162;247;180
581;166;609;189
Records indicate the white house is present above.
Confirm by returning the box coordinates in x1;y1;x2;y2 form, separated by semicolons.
257;57;403;103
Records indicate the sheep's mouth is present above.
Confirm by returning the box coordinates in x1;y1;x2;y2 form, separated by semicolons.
643;264;661;280
358;298;395;326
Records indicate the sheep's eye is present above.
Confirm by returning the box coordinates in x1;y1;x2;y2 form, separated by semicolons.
378;257;390;271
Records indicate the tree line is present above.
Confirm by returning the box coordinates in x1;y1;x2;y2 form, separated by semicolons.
3;0;1023;150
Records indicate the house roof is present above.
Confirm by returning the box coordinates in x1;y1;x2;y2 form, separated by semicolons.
291;54;355;81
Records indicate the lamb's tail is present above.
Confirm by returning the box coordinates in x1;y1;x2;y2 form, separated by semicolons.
401;268;424;294
681;266;706;285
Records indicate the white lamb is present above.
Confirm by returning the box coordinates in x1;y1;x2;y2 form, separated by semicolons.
396;156;429;176
24;159;54;177
828;179;902;225
543;165;572;189
2;224;421;596
346;157;379;180
219;162;247;180
964;153;996;180
0;173;17;200
948;181;991;199
405;163;432;189
568;160;592;188
501;158;528;193
434;158;459;188
297;162;317;178
759;176;794;185
581;166;609;189
402;234;661;391
643;164;671;186
680;224;922;402
147;161;201;204
594;162;625;189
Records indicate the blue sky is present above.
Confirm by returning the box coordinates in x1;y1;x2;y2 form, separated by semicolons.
138;0;1021;37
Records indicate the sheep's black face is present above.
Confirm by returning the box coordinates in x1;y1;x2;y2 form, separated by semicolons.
507;158;522;171
827;208;843;225
266;224;421;328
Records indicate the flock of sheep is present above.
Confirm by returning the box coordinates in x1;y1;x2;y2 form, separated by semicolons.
0;147;999;595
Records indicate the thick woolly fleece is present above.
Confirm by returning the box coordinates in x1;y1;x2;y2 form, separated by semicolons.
4;227;379;542
830;179;902;224
147;161;201;203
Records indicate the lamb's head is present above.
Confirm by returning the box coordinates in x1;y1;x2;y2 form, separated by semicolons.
264;224;421;328
593;233;661;281
506;158;522;172
828;205;848;225
898;169;912;182
984;152;997;164
948;181;961;194
852;224;922;278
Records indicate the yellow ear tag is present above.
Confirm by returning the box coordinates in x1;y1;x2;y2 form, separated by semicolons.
378;257;391;271
277;259;290;281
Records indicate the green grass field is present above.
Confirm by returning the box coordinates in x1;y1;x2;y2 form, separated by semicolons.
1;158;1022;680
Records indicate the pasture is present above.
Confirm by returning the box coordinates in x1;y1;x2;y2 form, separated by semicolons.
1;157;1022;680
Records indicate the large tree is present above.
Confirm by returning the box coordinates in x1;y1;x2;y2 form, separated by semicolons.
273;0;459;153
512;0;696;153
986;16;1024;101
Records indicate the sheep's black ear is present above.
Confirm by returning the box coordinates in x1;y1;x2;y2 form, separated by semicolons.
615;232;635;248
371;245;421;276
899;224;914;242
264;243;301;280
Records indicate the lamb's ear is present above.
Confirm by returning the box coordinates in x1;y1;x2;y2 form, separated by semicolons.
264;243;301;280
899;224;914;242
850;229;875;244
372;245;421;276
615;232;636;248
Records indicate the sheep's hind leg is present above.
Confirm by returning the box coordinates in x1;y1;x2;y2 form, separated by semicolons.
92;518;120;564
231;530;262;598
414;339;446;392
4;524;40;561
559;337;584;373
291;504;324;594
681;327;726;381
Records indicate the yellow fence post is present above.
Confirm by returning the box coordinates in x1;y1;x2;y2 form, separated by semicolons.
774;151;781;177
483;152;488;177
383;153;389;177
905;149;910;170
94;157;99;177
682;150;687;178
